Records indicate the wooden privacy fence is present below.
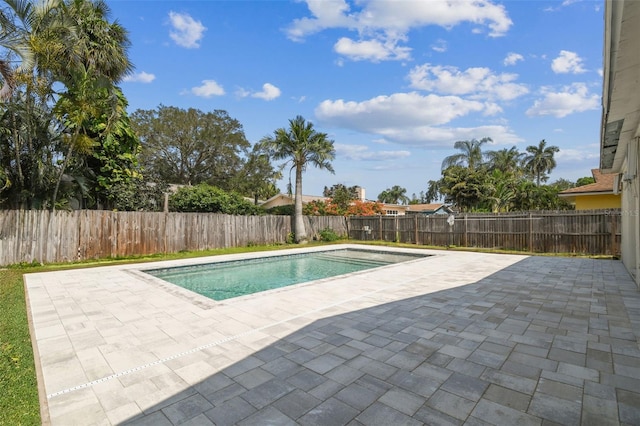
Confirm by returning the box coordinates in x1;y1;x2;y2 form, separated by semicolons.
349;210;622;256
0;209;621;266
0;210;348;266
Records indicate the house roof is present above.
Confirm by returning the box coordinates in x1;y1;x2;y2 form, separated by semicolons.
260;193;328;206
559;169;618;196
406;203;449;212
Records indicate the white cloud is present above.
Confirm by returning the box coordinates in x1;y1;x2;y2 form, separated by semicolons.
237;83;282;101
431;39;447;53
252;83;281;101
377;124;522;147
287;0;512;62
316;92;486;130
315;92;519;146
556;147;599;162
168;11;206;49
334;36;411;62
190;80;225;97
288;0;512;39
335;144;411;161
503;52;524;66
286;0;353;41
407;64;529;101
123;71;155;83
526;83;598;118
551;50;586;74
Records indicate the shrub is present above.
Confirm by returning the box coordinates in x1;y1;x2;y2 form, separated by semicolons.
318;228;342;242
169;184;263;215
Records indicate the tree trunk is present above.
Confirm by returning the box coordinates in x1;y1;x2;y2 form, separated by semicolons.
294;165;307;243
51;143;74;211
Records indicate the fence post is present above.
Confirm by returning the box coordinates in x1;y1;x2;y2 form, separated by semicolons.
464;214;468;247
414;214;418;244
379;215;383;240
528;212;533;252
611;212;617;256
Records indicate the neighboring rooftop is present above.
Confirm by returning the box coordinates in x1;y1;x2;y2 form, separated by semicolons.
559;169;617;195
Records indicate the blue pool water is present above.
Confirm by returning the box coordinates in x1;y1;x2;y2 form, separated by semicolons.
145;248;428;301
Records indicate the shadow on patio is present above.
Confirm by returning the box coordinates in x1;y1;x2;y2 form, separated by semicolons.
118;256;640;425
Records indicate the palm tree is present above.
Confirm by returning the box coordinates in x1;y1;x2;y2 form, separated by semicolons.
485;146;524;175
377;185;409;204
262;116;335;243
523;139;559;185
0;0;68;100
441;137;492;170
58;0;133;83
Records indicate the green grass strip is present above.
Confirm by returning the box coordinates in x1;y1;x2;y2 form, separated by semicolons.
0;268;41;425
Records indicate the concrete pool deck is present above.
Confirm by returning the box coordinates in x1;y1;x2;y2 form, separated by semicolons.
24;244;640;425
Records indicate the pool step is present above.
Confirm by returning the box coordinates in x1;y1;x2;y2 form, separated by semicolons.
313;253;391;268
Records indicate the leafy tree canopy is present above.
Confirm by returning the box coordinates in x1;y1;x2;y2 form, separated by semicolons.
576;176;595;187
130;106;250;189
323;183;359;212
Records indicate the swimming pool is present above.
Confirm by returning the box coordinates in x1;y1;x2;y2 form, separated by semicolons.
144;248;429;301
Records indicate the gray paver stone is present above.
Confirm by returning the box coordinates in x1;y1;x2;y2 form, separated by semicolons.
356;401;423;426
204;396;256;426
334;382;379;411
298;397;359;426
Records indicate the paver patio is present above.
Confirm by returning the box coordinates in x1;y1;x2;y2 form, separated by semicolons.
24;244;640;425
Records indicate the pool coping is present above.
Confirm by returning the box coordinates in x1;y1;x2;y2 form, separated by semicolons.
130;245;435;307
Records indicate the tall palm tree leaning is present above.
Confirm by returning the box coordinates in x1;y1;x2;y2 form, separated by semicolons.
262;116;335;243
441;137;492;170
523;139;559;185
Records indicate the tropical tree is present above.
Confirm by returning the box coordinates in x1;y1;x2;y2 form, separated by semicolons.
0;0;66;100
323;183;359;212
576;176;595;186
262;116;335;243
234;142;282;204
441;137;492;170
437;166;491;212
58;0;132;83
485;146;523;175
523;139;559;185
378;185;409;205
486;170;516;212
51;65;108;208
0;0;136;209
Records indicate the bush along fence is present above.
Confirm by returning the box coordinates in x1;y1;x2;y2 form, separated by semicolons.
0;210;348;266
348;210;621;256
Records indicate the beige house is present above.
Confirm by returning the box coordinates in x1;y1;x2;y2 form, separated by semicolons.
558;169;621;210
600;0;640;288
259;193;328;210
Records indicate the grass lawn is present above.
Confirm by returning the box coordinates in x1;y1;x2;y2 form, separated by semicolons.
0;267;41;425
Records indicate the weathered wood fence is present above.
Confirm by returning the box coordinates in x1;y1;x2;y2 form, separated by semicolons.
0;210;348;266
0;209;621;266
349;210;621;256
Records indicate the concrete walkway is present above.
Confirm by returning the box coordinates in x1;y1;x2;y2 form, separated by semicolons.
25;245;640;425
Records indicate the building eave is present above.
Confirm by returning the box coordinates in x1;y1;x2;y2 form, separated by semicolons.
600;0;640;173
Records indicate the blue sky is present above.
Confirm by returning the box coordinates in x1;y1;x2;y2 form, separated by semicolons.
110;0;604;200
